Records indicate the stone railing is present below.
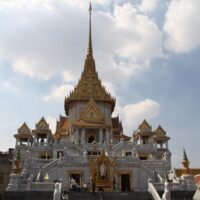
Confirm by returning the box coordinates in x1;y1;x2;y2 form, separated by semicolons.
17;145;30;152
112;141;123;151
30;158;53;168
112;141;136;151
153;181;195;192
65;156;84;163
148;182;161;200
142;160;169;166
140;161;156;180
31;182;55;191
84;143;105;150
42;159;58;174
136;143;156;151
115;156;135;162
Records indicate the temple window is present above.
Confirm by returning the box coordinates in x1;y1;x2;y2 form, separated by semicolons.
57;151;64;158
125;152;132;157
88;135;95;143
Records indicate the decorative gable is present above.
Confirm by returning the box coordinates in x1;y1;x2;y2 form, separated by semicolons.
139;119;151;131
18;123;31;135
155;125;166;137
80;97;104;122
153;125;170;142
36;117;49;130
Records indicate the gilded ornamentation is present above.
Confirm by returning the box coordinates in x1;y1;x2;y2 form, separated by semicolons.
64;6;115;114
89;152;112;190
80;97;104;123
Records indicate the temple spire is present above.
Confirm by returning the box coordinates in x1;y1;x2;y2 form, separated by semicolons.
182;147;190;175
87;2;93;58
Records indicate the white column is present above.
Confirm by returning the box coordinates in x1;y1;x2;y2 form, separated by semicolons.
75;128;79;144
139;137;142;145
166;141;168;149
15;139;18;148
28;138;30;146
81;128;85;144
47;134;50;144
106;129;110;144
110;130;113;143
99;129;103;144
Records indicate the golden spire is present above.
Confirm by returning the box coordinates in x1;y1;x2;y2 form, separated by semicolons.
87;2;93;58
64;3;116;115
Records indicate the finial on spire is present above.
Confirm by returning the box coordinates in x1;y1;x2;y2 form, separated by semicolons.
89;2;92;12
87;2;93;58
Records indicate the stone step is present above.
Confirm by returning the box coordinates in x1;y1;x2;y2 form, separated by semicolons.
2;191;195;200
2;191;150;200
69;192;150;200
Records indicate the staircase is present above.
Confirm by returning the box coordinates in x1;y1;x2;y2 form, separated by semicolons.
69;192;150;200
3;191;195;200
42;159;58;175
3;191;151;200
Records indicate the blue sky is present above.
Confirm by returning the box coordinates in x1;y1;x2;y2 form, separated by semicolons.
0;0;200;168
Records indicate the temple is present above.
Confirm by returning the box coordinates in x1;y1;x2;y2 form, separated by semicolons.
6;4;196;197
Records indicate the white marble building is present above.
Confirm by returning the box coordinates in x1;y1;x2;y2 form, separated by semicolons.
7;4;172;193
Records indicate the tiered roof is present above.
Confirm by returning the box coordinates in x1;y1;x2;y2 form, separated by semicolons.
32;117;52;136
133;119;170;142
54;115;68;140
153;125;170;142
14;123;32;139
65;3;115;115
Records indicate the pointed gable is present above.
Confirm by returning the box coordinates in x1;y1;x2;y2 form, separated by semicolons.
14;122;32;139
80;97;104;123
36;117;50;131
153;125;170;142
54;115;68;140
155;125;166;137
18;123;31;135
139;119;152;131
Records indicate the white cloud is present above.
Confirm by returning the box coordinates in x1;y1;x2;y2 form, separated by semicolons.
46;116;56;133
113;3;163;61
62;70;75;82
67;0;111;7
44;84;74;101
164;0;200;53
2;82;21;93
119;99;160;135
138;0;158;13
13;58;55;80
0;1;163;81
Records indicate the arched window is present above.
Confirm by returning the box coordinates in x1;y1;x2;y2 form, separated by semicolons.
88;135;95;143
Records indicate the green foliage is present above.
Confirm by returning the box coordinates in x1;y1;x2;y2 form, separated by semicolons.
16;149;21;160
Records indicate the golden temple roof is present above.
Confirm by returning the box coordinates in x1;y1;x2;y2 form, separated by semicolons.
65;3;115;114
175;168;200;178
14;122;32;139
153;125;170;142
54;115;68;140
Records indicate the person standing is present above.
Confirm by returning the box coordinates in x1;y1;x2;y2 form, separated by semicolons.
91;176;96;193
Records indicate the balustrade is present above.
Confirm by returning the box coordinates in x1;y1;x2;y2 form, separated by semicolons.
153;182;186;191
148;182;161;200
31;182;55;191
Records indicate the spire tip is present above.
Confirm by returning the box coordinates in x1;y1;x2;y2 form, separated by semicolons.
87;2;93;58
89;2;92;12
